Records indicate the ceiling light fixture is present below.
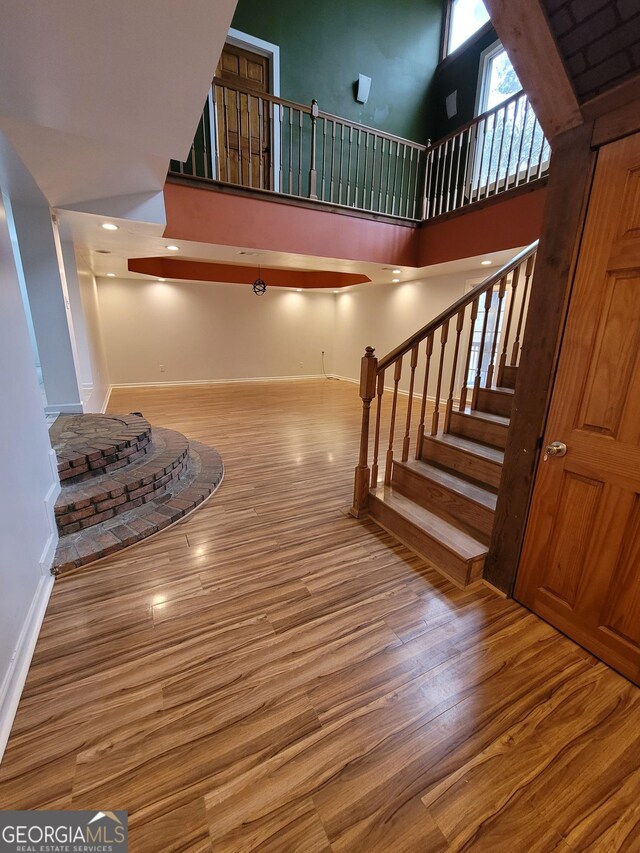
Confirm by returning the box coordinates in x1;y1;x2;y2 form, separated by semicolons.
392;269;401;274
252;265;267;296
334;290;339;293
481;259;492;266
106;272;116;277
158;278;166;282
296;288;302;292
166;245;179;251
392;278;400;283
101;222;118;231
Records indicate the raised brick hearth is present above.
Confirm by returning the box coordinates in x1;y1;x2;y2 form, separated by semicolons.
50;413;223;575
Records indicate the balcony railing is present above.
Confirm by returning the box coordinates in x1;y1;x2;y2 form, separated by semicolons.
170;82;549;221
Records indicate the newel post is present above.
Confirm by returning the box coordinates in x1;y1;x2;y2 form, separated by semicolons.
308;99;319;200
350;346;378;518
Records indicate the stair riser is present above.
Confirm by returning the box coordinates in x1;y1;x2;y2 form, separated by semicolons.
369;493;484;588
55;453;188;535
500;365;518;390
392;463;493;542
476;388;514;418
421;438;502;490
448;411;509;450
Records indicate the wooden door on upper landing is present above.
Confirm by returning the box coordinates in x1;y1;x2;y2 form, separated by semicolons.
515;132;640;686
215;43;271;190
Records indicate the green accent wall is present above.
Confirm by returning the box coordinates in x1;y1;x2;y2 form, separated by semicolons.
231;0;443;144
430;22;499;139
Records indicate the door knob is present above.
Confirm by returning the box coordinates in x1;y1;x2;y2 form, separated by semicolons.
544;440;567;459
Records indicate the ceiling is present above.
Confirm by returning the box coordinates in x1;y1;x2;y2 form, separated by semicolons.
0;0;237;209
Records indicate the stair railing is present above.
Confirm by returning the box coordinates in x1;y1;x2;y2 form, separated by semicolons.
171;79;427;219
422;90;551;219
351;241;538;516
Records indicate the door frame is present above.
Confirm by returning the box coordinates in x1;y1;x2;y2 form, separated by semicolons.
215;29;282;191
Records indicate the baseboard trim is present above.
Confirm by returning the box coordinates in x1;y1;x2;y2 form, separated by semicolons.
329;374;439;401
109;374;328;389
100;385;113;413
0;574;55;762
44;402;83;415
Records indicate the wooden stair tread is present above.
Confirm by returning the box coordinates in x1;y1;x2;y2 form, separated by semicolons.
457;407;510;427
427;432;505;464
371;485;488;561
395;459;497;511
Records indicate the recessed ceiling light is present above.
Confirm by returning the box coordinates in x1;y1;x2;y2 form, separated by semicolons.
106;272;116;277
481;259;492;266
166;245;179;251
334;290;339;293
158;278;166;282
392;278;400;283
296;288;302;292
392;269;401;274
101;222;118;231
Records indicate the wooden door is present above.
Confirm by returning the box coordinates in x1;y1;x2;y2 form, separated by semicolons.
515;132;640;685
215;43;271;189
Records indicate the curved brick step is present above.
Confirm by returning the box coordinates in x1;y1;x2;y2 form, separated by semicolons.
51;413;152;483
52;439;224;575
54;428;189;536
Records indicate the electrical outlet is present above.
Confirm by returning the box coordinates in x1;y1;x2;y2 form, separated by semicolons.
159;364;165;372
299;361;303;368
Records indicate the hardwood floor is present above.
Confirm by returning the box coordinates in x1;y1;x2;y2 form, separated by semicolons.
1;379;638;851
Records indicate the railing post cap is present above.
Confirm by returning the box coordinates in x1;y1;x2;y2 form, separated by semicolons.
365;346;376;357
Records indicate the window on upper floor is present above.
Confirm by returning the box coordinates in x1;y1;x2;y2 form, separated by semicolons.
445;0;490;56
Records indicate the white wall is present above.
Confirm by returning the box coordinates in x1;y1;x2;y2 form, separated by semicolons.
0;188;57;759
97;278;336;385
334;271;481;391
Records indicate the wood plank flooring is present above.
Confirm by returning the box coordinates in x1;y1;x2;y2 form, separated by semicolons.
1;379;638;851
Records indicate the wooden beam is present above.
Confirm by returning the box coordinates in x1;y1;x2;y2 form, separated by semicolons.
484;122;596;595
483;0;583;142
592;94;640;148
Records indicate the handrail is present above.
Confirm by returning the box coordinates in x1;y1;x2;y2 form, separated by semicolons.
212;77;427;151
351;240;540;516
377;241;539;372
424;90;526;155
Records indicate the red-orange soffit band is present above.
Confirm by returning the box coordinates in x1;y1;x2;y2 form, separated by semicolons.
127;258;371;289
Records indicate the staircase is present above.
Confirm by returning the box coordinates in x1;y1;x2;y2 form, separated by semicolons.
351;243;537;588
50;413;223;575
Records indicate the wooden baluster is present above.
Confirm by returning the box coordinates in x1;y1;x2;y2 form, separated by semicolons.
438;140;450;215
416;333;434;458
384;140;393;214
431;320;449;434
223;87;231;182
391;141;400;216
338;122;345;204
235;90;244;185
443;136;455;213
321;117;328;201
297;109;304;195
330;120;337;202
278;104;284;192
353;128;362;208
384;357;403;484
523;108;537;184
211;85;221;180
351;346;378;517
459;297;479;410
431;144;443;217
408;147;416;218
423;148;434;219
497;265;520;387
513;99;530;187
377;137;386;213
399;144;407;218
402;345;419;461
258;96;265;189
503;96;519;191
362;132;370;209
370;135;377;210
491;104;509;197
534;117;547;179
288;107;294;193
511;254;535;366
452;132;463;211
371;371;384;487
486;275;507;387
346;126;353;206
246;94;253;187
444;310;464;432
472;287;494;409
